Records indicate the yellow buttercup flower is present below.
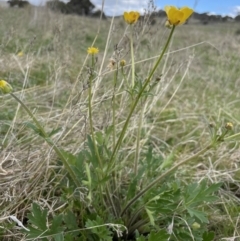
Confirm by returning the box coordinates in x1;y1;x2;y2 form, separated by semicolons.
87;47;99;55
0;80;13;94
17;51;24;57
164;6;193;26
123;11;140;24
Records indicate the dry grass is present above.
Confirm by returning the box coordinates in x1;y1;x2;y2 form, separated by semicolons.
0;6;240;240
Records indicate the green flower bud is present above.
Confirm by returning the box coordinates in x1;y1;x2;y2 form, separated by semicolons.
0;80;13;94
192;222;201;230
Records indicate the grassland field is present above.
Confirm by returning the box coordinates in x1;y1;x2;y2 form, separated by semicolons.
0;6;240;240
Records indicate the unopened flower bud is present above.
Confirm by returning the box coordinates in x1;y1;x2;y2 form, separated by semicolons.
192;222;201;230
120;59;126;67
0;80;13;94
17;51;24;57
225;122;233;130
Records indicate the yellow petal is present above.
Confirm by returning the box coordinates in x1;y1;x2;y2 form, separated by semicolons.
168;8;183;25
164;5;177;15
174;10;184;24
165;5;193;26
124;11;140;24
179;7;194;24
123;12;129;21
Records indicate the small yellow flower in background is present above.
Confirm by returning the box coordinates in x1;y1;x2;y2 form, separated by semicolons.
164;6;193;26
120;59;126;67
87;47;99;55
17;51;24;57
225;122;233;130
0;80;13;94
123;11;140;24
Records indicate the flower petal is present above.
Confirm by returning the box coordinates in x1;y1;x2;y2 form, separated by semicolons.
179;7;194;24
123;12;129;21
168;7;183;25
164;5;193;26
164;5;177;15
123;11;140;24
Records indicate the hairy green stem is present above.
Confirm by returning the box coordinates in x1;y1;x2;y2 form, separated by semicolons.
88;56;118;217
88;55;103;168
224;132;240;141
134;102;143;176
108;26;175;170
120;143;212;216
112;68;118;149
130;25;135;88
10;93;81;187
128;219;149;235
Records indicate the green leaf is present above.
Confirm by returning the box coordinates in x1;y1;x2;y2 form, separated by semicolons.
65;234;75;241
203;182;222;196
184;181;221;207
148;230;170;241
25;122;42;136
159;152;175;170
186;208;209;223
49;127;62;137
54;233;64;241
26;203;64;240
126;177;138;200
50;215;64;235
136;236;146;241
85;216;112;241
63;210;79;230
202;231;215;241
61;150;85;183
27;203;48;231
145;208;155;226
87;135;98;168
95;131;104;145
26;203;48;239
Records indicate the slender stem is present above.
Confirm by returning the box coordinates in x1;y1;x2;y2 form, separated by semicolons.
128;219;149;235
88;56;118;217
112;68;118;149
10;93;46;136
127;206;144;227
10;93;81;187
108;26;175;169
110;67;120;217
120;143;212;216
134;101;143;176
224;132;240;141
121;66;128;83
88;55;103;168
130;26;135;88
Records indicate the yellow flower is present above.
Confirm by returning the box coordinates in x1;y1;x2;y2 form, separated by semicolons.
87;47;99;55
123;11;140;24
164;6;193;26
0;80;13;94
17;51;24;57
